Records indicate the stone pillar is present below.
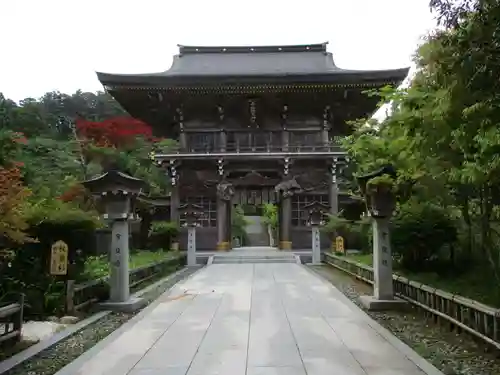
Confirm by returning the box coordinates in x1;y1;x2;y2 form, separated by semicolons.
109;220;130;302
83;169;147;312
311;226;321;265
216;198;228;251
280;195;292;250
187;226;196;266
372;218;393;300
357;164;405;311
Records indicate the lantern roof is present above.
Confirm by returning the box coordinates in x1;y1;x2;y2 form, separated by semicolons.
83;170;146;194
303;200;330;212
356;164;397;192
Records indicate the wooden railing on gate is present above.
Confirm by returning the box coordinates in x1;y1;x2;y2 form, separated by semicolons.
68;254;185;313
0;294;24;347
323;253;500;349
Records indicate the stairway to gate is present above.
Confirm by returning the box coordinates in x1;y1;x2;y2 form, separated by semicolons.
210;246;300;264
244;216;269;246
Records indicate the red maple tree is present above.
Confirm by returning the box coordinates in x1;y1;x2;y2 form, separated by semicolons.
75;117;154;149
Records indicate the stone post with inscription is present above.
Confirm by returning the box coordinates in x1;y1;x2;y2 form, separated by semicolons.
180;203;204;266
357;165;406;310
304;201;329;265
83;169;146;312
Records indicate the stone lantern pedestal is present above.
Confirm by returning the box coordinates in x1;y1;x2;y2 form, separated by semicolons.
303;201;329;265
357;165;406;311
180;203;204;266
83;170;147;313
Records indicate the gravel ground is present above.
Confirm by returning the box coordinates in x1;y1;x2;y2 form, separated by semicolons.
3;267;199;375
311;265;500;375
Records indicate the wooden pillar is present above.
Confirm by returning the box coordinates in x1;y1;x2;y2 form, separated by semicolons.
179;133;187;150
329;158;339;216
216;177;232;251
216;198;228;251
322;105;331;148
281;104;289;151
280;194;292;250
219;131;227;152
177;107;186;150
168;161;180;251
226;201;232;248
218;105;226;152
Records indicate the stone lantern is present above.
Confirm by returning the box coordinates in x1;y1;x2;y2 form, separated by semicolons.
179;203;204;266
83;170;146;312
303;201;329;265
357;165;405;310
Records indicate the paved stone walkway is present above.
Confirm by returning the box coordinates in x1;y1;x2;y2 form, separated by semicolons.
59;263;441;375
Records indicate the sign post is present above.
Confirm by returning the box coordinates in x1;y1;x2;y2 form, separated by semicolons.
50;240;69;276
335;236;345;254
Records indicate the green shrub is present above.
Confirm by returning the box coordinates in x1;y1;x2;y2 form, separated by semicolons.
148;221;179;249
391;200;457;271
232;205;249;246
262;203;278;240
322;214;371;251
0;199;103;317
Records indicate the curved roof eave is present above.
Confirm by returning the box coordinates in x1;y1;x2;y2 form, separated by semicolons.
96;67;410;88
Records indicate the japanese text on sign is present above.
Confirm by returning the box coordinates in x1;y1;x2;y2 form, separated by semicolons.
50;240;69;275
335;236;345;253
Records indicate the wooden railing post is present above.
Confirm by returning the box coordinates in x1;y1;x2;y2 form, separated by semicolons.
66;280;75;314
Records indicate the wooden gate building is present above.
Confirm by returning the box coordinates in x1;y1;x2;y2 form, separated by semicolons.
97;43;408;250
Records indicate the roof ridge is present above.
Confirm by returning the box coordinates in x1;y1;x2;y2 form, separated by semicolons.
177;43;328;55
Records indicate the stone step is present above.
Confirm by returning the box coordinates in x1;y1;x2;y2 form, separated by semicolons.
212;257;298;264
211;252;299;264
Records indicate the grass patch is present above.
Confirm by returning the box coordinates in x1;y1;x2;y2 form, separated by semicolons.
83;250;174;280
343;253;500;307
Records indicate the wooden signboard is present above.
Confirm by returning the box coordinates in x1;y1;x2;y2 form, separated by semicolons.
50;240;69;276
335;236;345;253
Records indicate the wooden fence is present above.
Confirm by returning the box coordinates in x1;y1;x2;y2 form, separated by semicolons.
68;254;185;313
323;253;500;349
0;294;24;347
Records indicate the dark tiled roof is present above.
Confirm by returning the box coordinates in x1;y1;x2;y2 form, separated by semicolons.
96;43;409;87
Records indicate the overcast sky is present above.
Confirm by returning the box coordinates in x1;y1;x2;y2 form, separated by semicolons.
1;0;436;102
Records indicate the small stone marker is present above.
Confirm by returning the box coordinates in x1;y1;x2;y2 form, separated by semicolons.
303;201;329;265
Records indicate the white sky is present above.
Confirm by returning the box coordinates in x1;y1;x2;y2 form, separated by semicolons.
1;0;436;102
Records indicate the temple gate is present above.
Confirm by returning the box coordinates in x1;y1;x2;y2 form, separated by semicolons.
96;43;408;251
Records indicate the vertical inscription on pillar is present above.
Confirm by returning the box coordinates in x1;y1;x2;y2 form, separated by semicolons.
114;233;121;268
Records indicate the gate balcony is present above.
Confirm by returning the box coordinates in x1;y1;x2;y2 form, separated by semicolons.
156;131;347;161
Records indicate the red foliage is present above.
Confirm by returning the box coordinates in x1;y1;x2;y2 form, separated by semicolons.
58;183;87;203
11;132;28;145
0;166;32;244
76;117;153;149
